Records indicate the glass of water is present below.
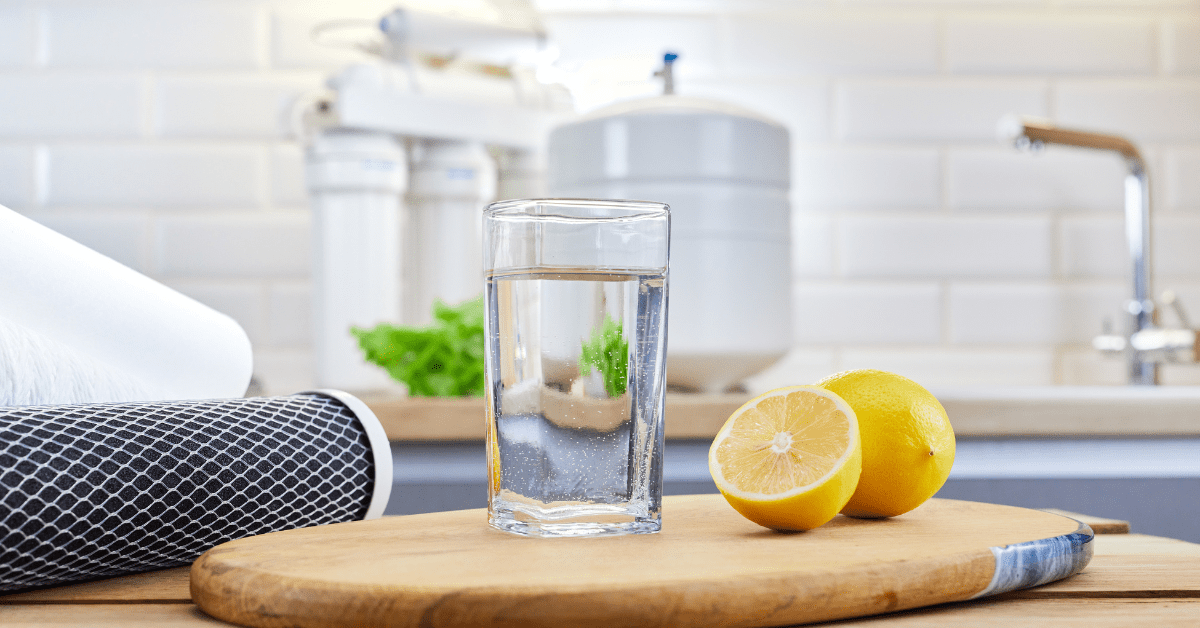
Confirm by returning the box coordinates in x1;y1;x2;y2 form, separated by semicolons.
483;199;670;537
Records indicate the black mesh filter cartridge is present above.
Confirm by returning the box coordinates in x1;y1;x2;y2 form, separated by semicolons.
0;390;391;592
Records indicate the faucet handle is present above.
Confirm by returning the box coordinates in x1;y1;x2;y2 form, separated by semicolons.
1161;290;1193;329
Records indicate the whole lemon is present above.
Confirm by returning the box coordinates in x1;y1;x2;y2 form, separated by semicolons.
816;369;955;518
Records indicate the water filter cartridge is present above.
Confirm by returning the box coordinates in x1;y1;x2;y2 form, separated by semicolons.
0;391;391;592
0;205;253;406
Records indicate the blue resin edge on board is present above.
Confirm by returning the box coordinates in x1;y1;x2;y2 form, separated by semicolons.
971;521;1095;599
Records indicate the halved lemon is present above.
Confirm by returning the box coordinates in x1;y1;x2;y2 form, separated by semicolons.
708;386;862;531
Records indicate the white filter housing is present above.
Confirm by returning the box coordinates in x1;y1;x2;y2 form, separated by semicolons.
307;129;407;391
404;139;497;325
548;96;791;392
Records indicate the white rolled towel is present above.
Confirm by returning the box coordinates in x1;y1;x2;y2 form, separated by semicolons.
0;205;253;406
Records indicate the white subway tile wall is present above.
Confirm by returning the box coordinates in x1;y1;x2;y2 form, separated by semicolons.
1056;81;1200;141
0;145;34;209
0;75;144;138
838;216;1054;278
0;0;1197;393
1164;18;1200;75
790;213;836;278
165;280;267;346
544;14;722;74
947;148;1126;211
271;9;377;70
43;4;264;69
840;348;1057;387
0;5;36;67
1166;147;1200;209
23;210;153;273
266;282;313;347
792;282;942;345
270;144;308;207
724;14;939;76
837;80;1049;142
156;75;325;138
948;282;1126;345
1059;217;1127;278
46;144;264;207
683;78;831;141
155;212;310;279
944;16;1156;75
1154;216;1200;280
792;147;940;208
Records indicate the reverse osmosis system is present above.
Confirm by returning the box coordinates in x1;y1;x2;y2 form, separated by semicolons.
300;3;569;391
303;2;792;394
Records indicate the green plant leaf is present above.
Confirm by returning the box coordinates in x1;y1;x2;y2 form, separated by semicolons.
351;295;486;397
580;315;629;398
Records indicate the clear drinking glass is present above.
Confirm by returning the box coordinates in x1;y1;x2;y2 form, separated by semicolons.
483;199;670;537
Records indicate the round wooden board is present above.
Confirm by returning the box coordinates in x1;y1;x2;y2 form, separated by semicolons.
191;495;1092;628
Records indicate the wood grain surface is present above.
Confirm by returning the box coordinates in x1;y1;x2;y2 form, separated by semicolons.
0;567;192;604
825;599;1200;627
0;509;1135;609
0;604;230;627
1092;533;1200;556
1039;509;1130;534
1006;535;1200;600
189;495;1085;628
3;512;1197;628
6;599;1200;628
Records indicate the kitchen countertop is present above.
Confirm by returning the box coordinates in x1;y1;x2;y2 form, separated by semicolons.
1;509;1197;626
360;391;744;439
360;388;1200;441
360;392;747;441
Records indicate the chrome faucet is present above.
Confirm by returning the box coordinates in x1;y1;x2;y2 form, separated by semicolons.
999;115;1196;385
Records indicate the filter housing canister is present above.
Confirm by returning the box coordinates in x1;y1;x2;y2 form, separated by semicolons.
306;129;407;391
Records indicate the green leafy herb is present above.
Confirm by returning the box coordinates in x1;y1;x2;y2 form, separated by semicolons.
580;315;629;398
351;296;485;397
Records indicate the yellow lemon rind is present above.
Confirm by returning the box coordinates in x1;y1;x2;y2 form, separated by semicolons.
817;369;956;520
719;446;862;531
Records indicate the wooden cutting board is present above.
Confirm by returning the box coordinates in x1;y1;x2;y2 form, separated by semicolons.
190;495;1093;628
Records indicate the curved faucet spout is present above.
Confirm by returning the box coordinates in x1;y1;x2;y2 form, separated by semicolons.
998;115;1144;165
998;115;1157;385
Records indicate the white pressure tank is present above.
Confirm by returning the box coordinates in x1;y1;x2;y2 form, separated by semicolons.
547;96;792;392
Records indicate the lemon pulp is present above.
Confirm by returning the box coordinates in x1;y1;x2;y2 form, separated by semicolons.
709;386;861;531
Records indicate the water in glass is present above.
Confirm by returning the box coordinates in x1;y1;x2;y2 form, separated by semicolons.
485;267;667;537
